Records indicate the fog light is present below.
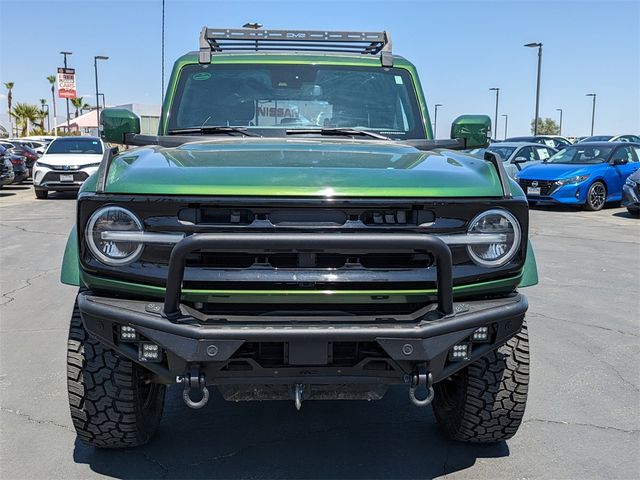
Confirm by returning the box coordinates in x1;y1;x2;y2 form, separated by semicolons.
472;326;489;342
138;342;161;362
449;343;470;361
119;325;138;342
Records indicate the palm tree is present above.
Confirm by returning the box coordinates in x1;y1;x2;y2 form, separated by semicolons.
10;103;40;136
4;82;14;135
70;97;91;118
47;75;57;133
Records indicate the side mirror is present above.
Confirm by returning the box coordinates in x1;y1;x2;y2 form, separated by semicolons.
513;156;528;163
101;108;140;144
612;158;628;166
450;114;491;148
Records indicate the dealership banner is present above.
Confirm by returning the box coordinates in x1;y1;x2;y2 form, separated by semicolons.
57;67;77;99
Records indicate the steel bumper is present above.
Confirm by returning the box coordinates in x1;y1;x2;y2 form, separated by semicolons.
78;291;528;384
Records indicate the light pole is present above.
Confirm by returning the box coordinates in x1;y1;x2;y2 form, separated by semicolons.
43;104;50;131
94;55;109;135
501;114;508;140
489;87;499;139
524;42;543;135
586;94;596;136
60;51;72;129
556;108;563;136
433;103;442;138
98;93;106;109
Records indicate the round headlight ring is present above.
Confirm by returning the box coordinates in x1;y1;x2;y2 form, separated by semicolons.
85;206;144;266
466;209;521;267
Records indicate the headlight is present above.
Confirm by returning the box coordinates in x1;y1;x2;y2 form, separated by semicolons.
81;162;102;169
85;206;144;265
626;177;637;187
34;161;54;169
555;175;589;186
467;209;521;267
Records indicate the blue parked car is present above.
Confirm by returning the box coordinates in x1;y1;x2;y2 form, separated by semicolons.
515;142;640;210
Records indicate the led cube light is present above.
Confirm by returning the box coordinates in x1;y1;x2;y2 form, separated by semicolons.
449;343;470;361
119;325;138;342
472;326;489;342
138;342;162;362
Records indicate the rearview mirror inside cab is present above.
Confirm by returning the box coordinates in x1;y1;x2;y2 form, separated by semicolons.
450;115;491;149
101;108;141;145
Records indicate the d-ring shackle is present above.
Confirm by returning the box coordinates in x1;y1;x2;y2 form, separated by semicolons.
177;365;210;409
409;371;434;407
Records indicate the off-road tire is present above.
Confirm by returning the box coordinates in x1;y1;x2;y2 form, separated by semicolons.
34;189;48;199
584;181;606;211
432;321;529;443
67;299;165;448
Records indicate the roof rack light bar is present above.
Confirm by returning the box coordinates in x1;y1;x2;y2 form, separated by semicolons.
199;27;393;67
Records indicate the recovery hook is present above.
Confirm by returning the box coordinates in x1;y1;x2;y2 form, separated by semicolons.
409;366;434;407
177;365;209;409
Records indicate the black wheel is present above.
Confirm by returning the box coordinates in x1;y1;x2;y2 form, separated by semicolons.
432;322;529;443
35;189;48;199
584;181;606;211
627;207;640;217
67;298;165;448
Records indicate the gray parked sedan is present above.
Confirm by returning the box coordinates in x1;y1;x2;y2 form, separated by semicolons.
468;142;558;179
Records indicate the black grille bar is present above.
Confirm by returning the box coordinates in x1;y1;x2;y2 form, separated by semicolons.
164;233;453;318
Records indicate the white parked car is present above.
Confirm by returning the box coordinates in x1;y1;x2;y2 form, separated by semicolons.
33;136;104;199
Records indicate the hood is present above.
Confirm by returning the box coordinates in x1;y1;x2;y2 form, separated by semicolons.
103;138;504;197
516;162;604;181
40;153;103;166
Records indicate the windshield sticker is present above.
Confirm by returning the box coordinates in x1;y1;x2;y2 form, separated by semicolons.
394;75;404;85
537;148;550;159
192;72;212;81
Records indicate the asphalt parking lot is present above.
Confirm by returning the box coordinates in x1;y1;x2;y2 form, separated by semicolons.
0;184;638;479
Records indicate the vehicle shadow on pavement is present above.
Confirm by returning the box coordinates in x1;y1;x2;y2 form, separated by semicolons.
612;211;639;219
72;386;509;479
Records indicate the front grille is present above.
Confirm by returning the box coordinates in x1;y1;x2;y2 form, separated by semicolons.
518;179;557;196
49;165;81;171
227;341;389;369
42;171;88;183
182;251;433;270
79;195;529;296
177;206;436;228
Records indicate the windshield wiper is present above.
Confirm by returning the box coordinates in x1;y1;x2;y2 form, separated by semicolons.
285;128;391;141
167;126;259;137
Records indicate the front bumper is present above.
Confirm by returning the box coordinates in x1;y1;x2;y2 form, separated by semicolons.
33;166;97;190
622;184;640;209
78;231;529;389
78;291;527;386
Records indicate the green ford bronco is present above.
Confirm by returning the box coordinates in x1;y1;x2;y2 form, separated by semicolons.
61;27;537;448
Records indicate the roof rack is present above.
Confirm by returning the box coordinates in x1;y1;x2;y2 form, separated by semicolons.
199;27;393;67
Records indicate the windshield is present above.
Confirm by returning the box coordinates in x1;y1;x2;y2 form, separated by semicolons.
168;64;425;139
487;146;516;160
580;136;612;142
547;145;613;164
46;138;103;155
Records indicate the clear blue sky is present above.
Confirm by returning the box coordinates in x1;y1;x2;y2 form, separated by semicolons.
1;0;638;137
